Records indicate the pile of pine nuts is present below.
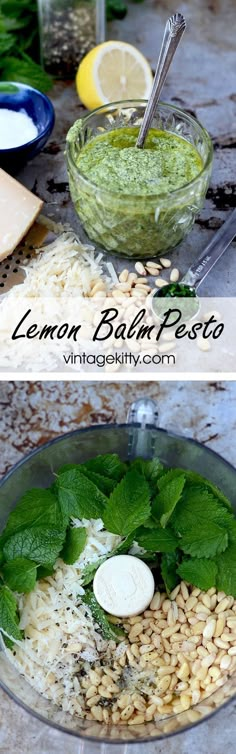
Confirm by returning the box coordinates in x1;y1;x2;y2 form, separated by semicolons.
80;582;236;726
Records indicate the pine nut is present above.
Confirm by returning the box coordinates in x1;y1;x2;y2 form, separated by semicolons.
128;623;143;641
228;646;236;655
128;272;138;284
115;282;131;292
159;257;171;268
180;694;191;710
147;267;160;277
170;268;180;282
135;262;146;276
215;598;230;614
86;685;98;699
185;596;198;611
150;592;161;610
119;269;129;283
91;705;103;721
121;705;135;720
155;277;168;288
214;617;225;637
158;665;177;676
201;594;211;609
202;652;216;668
203;619;216;639
177;661;190;680
87;695;101;707
220;654;231;669
180;582;189;601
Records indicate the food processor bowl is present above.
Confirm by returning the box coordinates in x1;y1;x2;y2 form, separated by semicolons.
0;398;235;749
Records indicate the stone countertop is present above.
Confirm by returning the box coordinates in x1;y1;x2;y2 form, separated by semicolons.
0;379;236;753
16;0;236;297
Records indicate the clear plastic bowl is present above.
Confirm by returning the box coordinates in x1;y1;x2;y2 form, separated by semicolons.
0;409;235;748
66;100;213;259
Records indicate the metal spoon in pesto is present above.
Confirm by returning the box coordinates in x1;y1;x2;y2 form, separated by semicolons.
152;207;236;319
136;12;186;149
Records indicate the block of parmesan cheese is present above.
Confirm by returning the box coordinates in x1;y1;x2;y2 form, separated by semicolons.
0;168;43;261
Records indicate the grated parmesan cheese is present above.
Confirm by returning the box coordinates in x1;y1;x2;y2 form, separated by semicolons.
6;519;122;718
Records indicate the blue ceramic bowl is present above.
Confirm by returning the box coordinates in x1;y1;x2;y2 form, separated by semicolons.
0;82;55;173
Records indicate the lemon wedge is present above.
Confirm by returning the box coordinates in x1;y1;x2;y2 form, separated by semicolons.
76;40;153;110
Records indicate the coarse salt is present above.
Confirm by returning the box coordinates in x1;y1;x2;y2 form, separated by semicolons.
0;108;38;149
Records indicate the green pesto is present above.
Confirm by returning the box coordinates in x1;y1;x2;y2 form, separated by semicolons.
76;127;203;196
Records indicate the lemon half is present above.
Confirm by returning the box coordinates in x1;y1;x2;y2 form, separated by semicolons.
76;40;153;110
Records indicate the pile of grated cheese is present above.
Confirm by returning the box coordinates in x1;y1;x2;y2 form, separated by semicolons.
6;519;122;718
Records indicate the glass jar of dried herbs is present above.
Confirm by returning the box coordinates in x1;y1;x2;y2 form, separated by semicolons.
37;0;105;78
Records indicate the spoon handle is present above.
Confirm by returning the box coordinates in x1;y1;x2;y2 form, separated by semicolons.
136;12;186;149
182;208;236;290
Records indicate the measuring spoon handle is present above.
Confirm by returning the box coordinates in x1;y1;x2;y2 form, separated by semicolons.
136;13;186;149
182;208;236;290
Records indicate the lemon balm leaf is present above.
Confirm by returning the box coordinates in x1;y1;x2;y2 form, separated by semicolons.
57;470;107;520
136;526;178;552
177;558;217;591
3;528;65;565
0;586;22;644
102;471;150;536
61;527;87;565
180;524;228;558
153;474;186;527
2;558;37;593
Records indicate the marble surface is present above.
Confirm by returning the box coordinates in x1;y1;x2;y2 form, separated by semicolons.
13;0;236;298
0;379;236;753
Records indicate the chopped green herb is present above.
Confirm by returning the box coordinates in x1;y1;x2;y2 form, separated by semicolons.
83;590;125;641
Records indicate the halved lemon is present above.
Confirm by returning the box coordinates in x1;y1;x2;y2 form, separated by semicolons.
76;40;153;110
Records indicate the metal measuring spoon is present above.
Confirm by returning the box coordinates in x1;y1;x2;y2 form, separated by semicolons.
152;207;236;319
136;12;186;149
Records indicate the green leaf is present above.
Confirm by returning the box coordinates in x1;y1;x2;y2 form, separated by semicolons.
61;527;87;565
3;528;65;566
82;454;127;481
130;458;164;482
161;552;180;594
136;526;178;552
57;469;107;521
177;557;217;591
216;542;236;597
2;558;37;593
153;474;186;528
37;563;55;579
0;586;22;643
171;487;234;535
0;81;19;91
180;524;228;558
183;471;233;511
102;470;150;536
80;470;117;495
83;590;124;641
58;464;116;494
1;56;52;92
0;489;65;544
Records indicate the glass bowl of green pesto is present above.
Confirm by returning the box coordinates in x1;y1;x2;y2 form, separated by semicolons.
66;100;213;259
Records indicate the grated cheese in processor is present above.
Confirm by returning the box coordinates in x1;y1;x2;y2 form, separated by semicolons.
5;519;122;718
